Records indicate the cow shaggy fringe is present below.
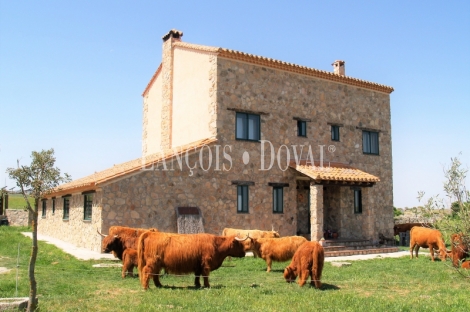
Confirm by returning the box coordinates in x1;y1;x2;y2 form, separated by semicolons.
283;241;324;288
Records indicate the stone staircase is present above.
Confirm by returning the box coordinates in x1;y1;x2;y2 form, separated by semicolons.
321;238;399;257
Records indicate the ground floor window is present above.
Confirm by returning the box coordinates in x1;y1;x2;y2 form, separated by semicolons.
63;196;70;220
354;189;362;214
272;187;284;213
83;193;93;221
41;200;47;218
237;185;249;213
52;198;55;215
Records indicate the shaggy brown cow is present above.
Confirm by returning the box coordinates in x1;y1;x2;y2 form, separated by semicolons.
137;232;249;289
450;233;469;268
283;241;324;288
98;226;157;277
121;248;138;278
410;227;447;262
394;223;430;236
250;236;307;272
222;228;280;239
222;228;280;258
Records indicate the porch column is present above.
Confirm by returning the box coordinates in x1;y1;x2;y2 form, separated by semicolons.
309;183;323;241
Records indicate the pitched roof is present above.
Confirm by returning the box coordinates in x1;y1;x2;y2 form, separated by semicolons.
49;137;217;197
173;42;394;94
290;161;380;184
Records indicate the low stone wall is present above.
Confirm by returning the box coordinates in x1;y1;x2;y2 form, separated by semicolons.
5;209;31;226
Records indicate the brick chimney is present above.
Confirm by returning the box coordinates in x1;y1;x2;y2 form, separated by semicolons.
160;30;183;150
332;60;345;76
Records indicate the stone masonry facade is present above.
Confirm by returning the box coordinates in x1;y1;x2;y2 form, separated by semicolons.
38;32;393;252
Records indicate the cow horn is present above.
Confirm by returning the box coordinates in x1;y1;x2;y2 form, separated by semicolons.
235;233;250;241
96;227;107;238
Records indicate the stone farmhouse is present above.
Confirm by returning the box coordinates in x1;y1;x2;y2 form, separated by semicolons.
39;30;394;253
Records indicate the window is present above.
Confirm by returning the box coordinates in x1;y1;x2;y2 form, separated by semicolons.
41;200;47;218
297;120;307;137
273;187;284;213
237;185;249;213
354;189;362;214
331;125;340;141
84;194;93;221
63;196;70;220
362;130;379;155
236;112;260;141
52;198;55;215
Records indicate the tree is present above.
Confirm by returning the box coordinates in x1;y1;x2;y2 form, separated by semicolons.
419;154;469;277
7;149;70;311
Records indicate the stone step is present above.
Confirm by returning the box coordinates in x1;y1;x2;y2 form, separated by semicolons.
324;247;399;257
322;239;372;248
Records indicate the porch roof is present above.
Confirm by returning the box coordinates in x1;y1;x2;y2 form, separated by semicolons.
290;161;380;186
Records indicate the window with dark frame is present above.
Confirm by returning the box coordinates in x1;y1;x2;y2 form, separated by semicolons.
236;112;260;141
52;198;55;215
354;189;362;214
331;125;340;141
63;196;70;220
297;120;307;137
84;194;93;221
272;187;284;213
237;185;249;213
41;200;46;218
362;130;379;155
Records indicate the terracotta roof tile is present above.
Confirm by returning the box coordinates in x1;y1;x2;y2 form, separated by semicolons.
171;42;394;94
290;162;380;183
49;137;217;197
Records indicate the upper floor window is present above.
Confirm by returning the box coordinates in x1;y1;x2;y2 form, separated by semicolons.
273;187;284;213
297;120;307;137
41;200;47;218
354;189;362;214
63;196;70;220
237;185;249;213
331;125;340;141
236;112;260;141
84;193;93;221
362;130;379;155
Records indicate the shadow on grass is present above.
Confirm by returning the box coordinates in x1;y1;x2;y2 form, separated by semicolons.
318;283;340;291
147;284;227;290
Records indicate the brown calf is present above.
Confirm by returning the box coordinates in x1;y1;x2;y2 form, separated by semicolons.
450;233;469;268
122;248;138;278
250;236;307;272
410;227;447;262
283;241;324;288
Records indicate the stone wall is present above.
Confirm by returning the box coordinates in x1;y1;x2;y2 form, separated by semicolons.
100;150;297;238
5;209;31;226
38;193;103;252
216;57;394;239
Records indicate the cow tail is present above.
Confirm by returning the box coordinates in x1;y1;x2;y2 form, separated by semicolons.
137;231;149;283
312;243;324;288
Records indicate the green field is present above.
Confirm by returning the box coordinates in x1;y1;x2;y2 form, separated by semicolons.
0;226;469;312
3;193;34;209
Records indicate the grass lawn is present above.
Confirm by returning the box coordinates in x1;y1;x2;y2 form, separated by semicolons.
4;193;34;209
0;226;469;312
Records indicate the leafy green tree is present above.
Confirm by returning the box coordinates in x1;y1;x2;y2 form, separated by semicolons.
7;149;70;311
419;154;469;276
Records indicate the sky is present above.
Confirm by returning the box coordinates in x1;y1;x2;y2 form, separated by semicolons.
0;1;469;208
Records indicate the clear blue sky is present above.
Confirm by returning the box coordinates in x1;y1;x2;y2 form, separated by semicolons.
1;1;469;208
